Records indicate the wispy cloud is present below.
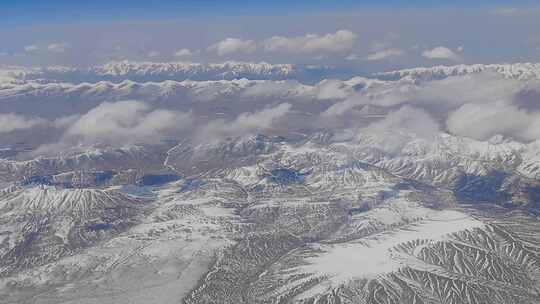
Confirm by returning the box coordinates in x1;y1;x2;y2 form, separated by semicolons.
0;113;46;133
147;50;160;58
24;45;39;52
365;48;404;61
198;103;291;140
47;42;70;53
490;7;528;16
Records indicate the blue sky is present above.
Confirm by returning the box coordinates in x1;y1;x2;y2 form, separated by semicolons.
1;1;539;71
2;0;537;25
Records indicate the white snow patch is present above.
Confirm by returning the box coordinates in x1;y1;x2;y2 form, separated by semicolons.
299;206;483;290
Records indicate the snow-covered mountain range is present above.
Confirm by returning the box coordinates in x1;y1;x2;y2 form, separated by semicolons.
1;61;337;84
377;62;540;81
1;62;540;304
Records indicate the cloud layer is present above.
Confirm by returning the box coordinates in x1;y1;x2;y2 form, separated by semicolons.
2;63;540;157
263;30;357;54
323;71;540;145
11;27;484;67
206;30;357;57
198;103;292;140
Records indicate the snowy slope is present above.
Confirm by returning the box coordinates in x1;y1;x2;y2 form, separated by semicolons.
377;63;540;81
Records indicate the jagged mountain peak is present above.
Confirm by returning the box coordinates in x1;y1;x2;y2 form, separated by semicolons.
376;62;540;81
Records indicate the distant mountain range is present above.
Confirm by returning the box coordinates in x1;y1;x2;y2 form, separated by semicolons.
377;62;540;81
1;61;339;84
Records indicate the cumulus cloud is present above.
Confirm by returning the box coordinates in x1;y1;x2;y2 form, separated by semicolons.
321;93;367;118
422;46;462;62
350;73;519;115
48;42;70;53
361;106;440;153
315;79;352;100
198;103;291;140
208;38;257;56
62;100;192;145
365;106;439;137
445;87;540;142
0;113;46;133
320;71;540;143
263;30;356;54
174;48;194;57
446;101;533;141
365;48;404;61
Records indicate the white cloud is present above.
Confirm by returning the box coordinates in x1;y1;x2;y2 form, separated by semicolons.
0;113;46;133
316;80;352;100
422;46;462;62
366;106;439;137
174;48;194;57
365;48;404;61
345;53;360;61
321;93;367;118
361;106;440;153
24;45;39;52
321;71;540;143
52;115;80;128
63;100;192;145
353;73;515;113
6;66;540;149
208;38;257;56
199;103;291;140
147;50;160;58
444;81;540;142
263;30;357;54
490;8;527;16
446;101;534;141
48;42;70;53
241;81;303;98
